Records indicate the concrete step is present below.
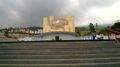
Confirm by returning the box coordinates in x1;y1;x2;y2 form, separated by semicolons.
0;46;120;50
0;57;120;64
0;53;120;59
0;41;119;67
0;47;120;51
0;41;118;49
1;46;120;50
0;63;120;67
0;49;120;55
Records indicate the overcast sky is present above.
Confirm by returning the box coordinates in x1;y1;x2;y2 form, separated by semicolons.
0;0;120;28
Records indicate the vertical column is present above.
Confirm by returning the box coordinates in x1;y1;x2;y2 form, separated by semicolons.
49;16;55;32
66;16;75;32
64;25;69;32
43;16;49;33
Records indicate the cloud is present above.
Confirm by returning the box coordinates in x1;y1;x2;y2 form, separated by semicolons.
0;0;119;28
78;0;120;26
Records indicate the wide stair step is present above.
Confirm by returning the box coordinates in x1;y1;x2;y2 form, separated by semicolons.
0;41;120;67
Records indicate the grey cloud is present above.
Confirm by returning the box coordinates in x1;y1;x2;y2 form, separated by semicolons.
0;0;119;28
80;0;119;10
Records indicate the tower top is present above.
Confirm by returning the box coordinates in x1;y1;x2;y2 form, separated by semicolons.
43;16;75;33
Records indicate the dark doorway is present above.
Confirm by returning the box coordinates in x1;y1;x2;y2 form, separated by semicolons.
55;36;60;41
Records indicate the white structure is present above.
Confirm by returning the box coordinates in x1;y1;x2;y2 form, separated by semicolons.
41;32;79;40
18;32;79;41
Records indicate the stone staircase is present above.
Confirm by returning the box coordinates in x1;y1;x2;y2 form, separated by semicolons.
0;41;120;67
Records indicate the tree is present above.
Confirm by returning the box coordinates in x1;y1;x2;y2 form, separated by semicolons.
111;21;120;31
4;29;9;37
89;23;95;33
0;29;1;32
96;23;98;28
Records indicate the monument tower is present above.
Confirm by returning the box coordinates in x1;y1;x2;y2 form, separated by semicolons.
43;16;75;33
